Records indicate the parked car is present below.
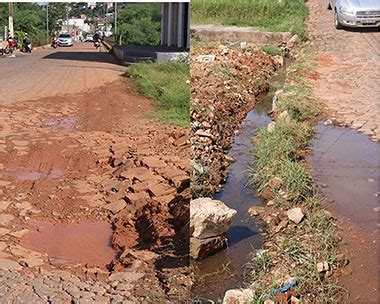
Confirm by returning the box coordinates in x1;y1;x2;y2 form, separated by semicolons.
85;34;94;42
327;0;380;29
58;33;73;47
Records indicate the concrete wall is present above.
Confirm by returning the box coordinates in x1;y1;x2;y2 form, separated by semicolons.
191;25;292;46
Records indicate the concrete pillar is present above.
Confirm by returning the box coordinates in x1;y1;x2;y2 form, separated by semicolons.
161;2;189;49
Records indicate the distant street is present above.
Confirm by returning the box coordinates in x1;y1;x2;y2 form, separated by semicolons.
0;42;125;103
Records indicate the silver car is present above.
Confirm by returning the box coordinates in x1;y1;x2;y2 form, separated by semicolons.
327;0;380;29
58;33;73;47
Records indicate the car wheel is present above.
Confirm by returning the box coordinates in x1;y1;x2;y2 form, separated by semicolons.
334;11;343;29
327;0;332;10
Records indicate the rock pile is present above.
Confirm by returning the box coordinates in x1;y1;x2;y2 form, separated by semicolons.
190;197;236;259
190;44;278;197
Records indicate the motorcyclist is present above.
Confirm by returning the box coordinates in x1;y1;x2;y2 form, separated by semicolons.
6;32;17;52
22;33;31;52
93;32;101;48
51;31;58;48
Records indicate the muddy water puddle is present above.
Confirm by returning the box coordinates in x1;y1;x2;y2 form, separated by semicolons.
193;96;273;301
7;167;64;181
308;124;380;232
21;220;116;269
308;124;380;301
44;116;77;131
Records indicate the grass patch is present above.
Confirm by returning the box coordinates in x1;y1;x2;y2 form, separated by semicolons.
124;61;189;127
262;45;282;56
191;0;309;39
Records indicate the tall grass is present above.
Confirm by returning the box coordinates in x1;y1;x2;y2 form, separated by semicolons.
191;0;308;38
124;61;189;127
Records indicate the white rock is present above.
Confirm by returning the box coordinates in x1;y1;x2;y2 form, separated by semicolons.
196;55;216;63
267;122;276;133
223;288;254;304
286;207;304;224
190;198;237;239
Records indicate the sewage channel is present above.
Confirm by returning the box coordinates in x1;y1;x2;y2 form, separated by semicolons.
193;72;286;301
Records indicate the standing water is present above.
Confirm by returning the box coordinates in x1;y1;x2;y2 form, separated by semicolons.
193;72;286;301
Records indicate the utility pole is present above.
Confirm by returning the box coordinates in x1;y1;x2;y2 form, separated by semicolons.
46;2;49;37
8;1;13;38
114;2;117;44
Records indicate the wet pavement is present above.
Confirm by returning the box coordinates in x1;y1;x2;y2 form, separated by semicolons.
309;124;379;233
308;123;380;302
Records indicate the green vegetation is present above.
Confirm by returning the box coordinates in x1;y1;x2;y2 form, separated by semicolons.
191;0;308;38
116;3;161;45
124;61;189;127
0;3;68;46
262;45;282;56
247;46;341;302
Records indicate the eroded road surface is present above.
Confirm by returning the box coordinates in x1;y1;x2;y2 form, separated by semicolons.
0;43;190;302
308;1;379;303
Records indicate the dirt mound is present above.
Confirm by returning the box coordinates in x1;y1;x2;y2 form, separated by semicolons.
190;44;278;197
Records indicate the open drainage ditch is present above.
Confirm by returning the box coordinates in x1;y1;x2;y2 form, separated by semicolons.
193;71;286;301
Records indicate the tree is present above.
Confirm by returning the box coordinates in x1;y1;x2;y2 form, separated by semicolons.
47;3;69;34
13;3;44;35
117;3;161;46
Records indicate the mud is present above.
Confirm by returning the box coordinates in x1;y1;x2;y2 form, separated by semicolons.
0;77;190;300
21;220;116;269
308;124;380;302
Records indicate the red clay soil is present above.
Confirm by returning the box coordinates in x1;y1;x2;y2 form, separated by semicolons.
0;78;190;300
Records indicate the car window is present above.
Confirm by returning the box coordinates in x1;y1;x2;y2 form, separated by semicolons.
59;34;71;38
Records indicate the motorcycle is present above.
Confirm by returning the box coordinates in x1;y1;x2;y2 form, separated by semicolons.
22;41;32;53
51;38;59;49
4;37;17;54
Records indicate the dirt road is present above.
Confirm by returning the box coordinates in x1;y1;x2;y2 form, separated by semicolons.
0;43;125;103
308;0;380;141
0;45;190;301
308;1;379;302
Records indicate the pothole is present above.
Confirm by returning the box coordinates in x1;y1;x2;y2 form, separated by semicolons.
44;116;77;132
7;167;64;181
